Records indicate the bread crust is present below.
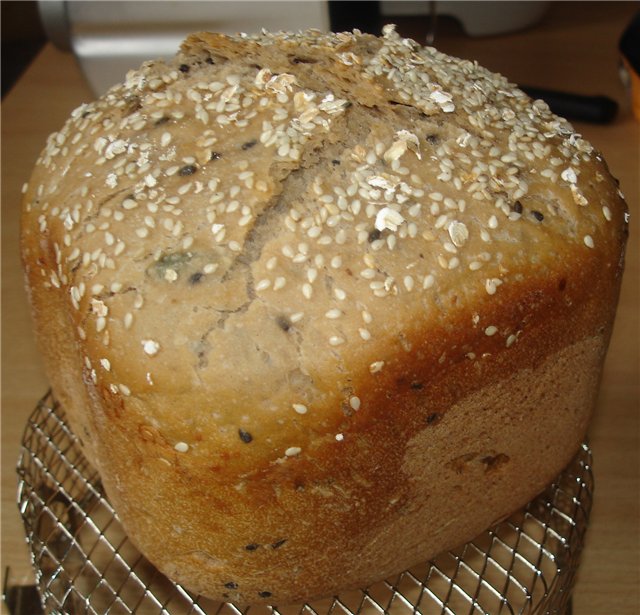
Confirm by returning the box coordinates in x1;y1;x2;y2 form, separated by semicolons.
21;27;627;605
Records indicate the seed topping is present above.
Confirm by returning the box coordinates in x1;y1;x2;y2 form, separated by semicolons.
24;24;618;463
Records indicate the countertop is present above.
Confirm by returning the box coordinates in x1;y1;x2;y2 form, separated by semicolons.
2;2;638;613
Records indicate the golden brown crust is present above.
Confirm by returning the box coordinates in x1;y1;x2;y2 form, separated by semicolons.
20;26;627;605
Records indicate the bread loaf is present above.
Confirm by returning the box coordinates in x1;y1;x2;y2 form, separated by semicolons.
21;26;627;605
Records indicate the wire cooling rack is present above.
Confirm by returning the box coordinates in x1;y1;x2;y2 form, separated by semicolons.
16;391;593;615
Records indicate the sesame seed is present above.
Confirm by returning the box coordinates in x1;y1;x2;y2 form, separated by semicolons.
485;325;498;336
325;309;342;319
349;396;361;411
435;214;449;230
358;328;371;341
485;278;503;295
142;339;160;356
584;234;595;248
329;336;345;346
292;403;308;415
370;361;385;373
174;442;189;453
335;433;344;441
285;446;301;457
118;383;131;396
561;167;578;184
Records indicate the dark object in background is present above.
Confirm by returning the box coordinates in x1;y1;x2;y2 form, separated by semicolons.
329;1;381;34
520;86;618;124
620;11;640;73
2;567;44;615
619;11;640;120
1;1;46;98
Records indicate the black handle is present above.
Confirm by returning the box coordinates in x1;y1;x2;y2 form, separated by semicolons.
521;86;618;124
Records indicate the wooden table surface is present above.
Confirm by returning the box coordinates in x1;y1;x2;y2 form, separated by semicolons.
2;2;638;613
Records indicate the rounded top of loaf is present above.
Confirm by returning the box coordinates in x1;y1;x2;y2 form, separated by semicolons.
21;26;627;471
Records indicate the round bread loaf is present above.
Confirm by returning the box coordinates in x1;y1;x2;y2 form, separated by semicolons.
21;26;627;606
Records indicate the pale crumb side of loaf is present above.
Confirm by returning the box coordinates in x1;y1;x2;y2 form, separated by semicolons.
21;26;627;605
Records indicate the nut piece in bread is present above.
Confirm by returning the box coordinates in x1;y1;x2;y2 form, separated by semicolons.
21;26;627;606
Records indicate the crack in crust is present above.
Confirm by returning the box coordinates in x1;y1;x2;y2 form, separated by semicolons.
199;105;367;355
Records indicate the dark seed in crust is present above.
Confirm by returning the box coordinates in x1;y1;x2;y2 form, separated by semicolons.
179;164;198;176
238;429;253;443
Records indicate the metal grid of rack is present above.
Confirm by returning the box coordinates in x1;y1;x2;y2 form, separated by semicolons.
16;392;593;614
